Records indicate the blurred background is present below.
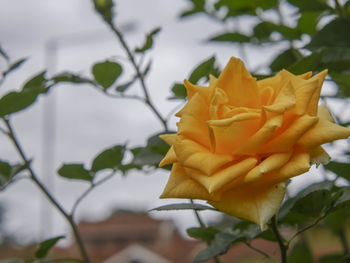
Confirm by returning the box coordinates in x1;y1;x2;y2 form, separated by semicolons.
0;0;349;262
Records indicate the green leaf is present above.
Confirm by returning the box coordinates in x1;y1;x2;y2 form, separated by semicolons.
2;58;27;77
180;0;205;18
151;203;217;212
288;51;323;75
325;161;350;182
93;0;114;23
0;44;10;62
0;88;46;117
288;241;313;263
333;187;350;210
170;83;187;99
297;11;322;35
329;72;350;97
0;161;12;190
279;181;333;222
270;48;303;72
135;27;161;53
92;60;122;89
324;209;348;234
35;235;65;258
287;0;330;11
253;22;301;42
319;254;348;263
187;227;220;242
58;164;92;182
209;32;251;43
306;18;350;50
188;56;218;84
52;72;93;84
23;71;46;90
91;145;125;172
321;47;350;71
132;133;170;167
115;78;136;92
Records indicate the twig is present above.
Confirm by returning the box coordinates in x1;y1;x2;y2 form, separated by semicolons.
245;241;274;261
71;171;116;216
106;21;168;131
271;216;287;263
3;118;90;263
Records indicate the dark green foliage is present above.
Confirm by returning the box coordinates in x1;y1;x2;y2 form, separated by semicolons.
92;60;122;89
187;227;220;242
91;145;125;172
270;49;303;72
2;58;27;78
135;27;161;53
58;164;92;182
325;161;350;181
35;236;65;259
93;0;114;23
209;32;251;43
288;241;313;263
151;203;217;212
52;72;93;84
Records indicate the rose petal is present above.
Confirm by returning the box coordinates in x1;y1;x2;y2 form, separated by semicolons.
174;137;232;175
210;87;229;119
309;146;330;167
298;119;350;149
289;79;319;116
207;112;261;154
184;79;213;103
216;57;261;108
159;146;177;167
208;182;286;229
159;134;177;146
260;115;318;153
263;81;296;113
184;157;257;194
160;163;216;200
317;103;335;123
306;70;327;116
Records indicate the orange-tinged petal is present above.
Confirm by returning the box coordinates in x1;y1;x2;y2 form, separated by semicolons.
260;86;275;106
306;70;327;116
208;182;286;229
176;91;209;118
177;115;211;148
207;112;261;154
309;146;330;166
185;157;257;194
159;134;177;146
174;138;232;175
289;79;319;116
184;79;213;103
210;87;229;120
159;146;177;167
260;115;318;153
298;119;350;149
317;103;335;123
263;81;295;113
216;57;261;108
233;114;283;155
160;163;216;200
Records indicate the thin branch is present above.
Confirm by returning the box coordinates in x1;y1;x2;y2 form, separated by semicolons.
245;241;274;261
286;213;327;247
0;125;8;135
3;118;90;263
106;21;168;131
71;171;116;216
271;216;287;263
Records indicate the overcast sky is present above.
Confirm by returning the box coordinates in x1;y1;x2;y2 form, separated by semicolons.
0;0;348;246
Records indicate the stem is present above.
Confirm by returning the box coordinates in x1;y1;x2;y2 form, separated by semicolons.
3;118;90;263
106;21;168;131
271;216;287;263
245;242;274;261
190;200;222;263
71;171;115;216
334;0;345;17
339;229;350;263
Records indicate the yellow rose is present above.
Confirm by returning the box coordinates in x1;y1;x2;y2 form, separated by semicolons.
159;57;350;228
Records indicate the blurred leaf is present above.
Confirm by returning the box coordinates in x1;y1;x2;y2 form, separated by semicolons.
0;88;46;117
2;58;27;78
321;47;350;71
288;241;313;263
187;227;220;242
270;48;302;72
0;161;11;190
306;18;350;50
324;209;348;234
297;11;322;35
325;161;350;181
151;203;217;212
92;60;122;89
333;187;350;210
135;27;161;53
115;78;136;92
188;56;218;84
330;72;350;97
170;83;187;99
319;254;348;263
132;133;170;167
253;22;300;42
58;164;92;182
257;228;277;241
52;72;93;84
288;51;323;75
23;71;46;90
287;0;330;11
93;0;114;23
209;32;251;43
279;181;333;221
180;0;206;18
91;145;125;172
35;235;65;259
